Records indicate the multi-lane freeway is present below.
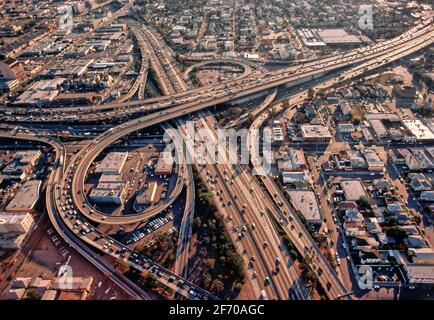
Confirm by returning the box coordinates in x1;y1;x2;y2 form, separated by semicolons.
1;19;432;123
2;1;433;300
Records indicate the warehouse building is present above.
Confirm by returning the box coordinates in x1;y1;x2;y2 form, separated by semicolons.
1;150;41;181
154;152;174;176
95;152;128;175
89;181;128;205
341;180;367;201
0;212;35;234
287;190;322;224
402;120;434;142
300;125;332;142
6;180;41;213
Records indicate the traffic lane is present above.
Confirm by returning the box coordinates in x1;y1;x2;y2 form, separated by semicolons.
200;114;294;299
200;161;275;299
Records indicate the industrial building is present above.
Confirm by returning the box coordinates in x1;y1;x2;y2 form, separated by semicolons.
340;180;367;201
154;152;174;176
402;120;434;142
1;150;42;181
300;125;332;142
6;180;41;213
287;190;322;224
277;149;307;172
89;181;128;205
0;212;35;234
95;152;128;175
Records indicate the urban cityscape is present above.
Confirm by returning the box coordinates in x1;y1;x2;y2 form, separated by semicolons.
0;0;433;304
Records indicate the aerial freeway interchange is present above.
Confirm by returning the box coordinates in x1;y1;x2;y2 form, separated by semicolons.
1;4;433;300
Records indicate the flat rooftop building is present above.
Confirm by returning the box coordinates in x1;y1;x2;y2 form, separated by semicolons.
404;264;434;285
341;180;367;201
6;180;41;213
369;119;388;139
402;120;434;141
0;212;34;234
317;29;362;45
300;125;332;142
89;181;127;205
287;190;322;224
154;152;174;176
0;233;26;249
362;149;384;171
95;152;128;175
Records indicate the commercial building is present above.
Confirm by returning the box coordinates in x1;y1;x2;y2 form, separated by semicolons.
0;212;35;234
341;180;367;201
1;150;41;181
287;190;322;224
317;29;363;46
154;152;174;176
277;149;307;171
369;119;388;140
282;171;312;187
0;57;26;91
297;28;362;48
300;125;332;142
402;120;434;142
89;181;127;205
6;180;41;213
0;233;26;249
404;264;434;286
362;149;384;172
95;152;128;175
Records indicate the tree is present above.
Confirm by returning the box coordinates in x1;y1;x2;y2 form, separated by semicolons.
202;272;212;289
211;279;224;294
115;260;130;273
385;215;398;227
413;215;422;225
386;226;407;243
199;247;208;258
358;196;372;209
25;288;41;300
204;258;216;269
234;282;243;291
